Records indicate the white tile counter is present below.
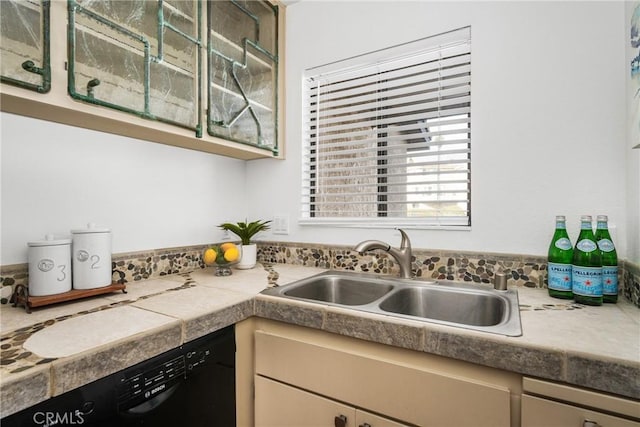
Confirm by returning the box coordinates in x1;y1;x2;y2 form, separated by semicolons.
0;263;638;418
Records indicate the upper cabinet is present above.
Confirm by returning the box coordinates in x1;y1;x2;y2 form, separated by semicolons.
0;0;284;160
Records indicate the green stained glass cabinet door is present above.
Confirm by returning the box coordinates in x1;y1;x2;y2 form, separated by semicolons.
67;0;202;135
0;0;51;93
208;0;278;154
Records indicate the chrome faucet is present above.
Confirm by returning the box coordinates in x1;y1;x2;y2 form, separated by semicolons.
353;228;413;279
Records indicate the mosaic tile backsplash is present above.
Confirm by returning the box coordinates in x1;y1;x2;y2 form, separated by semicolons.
1;242;639;307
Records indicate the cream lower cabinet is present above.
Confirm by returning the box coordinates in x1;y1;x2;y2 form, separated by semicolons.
256;376;407;427
249;319;522;427
521;378;640;427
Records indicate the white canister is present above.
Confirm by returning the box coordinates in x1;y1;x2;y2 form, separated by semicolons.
27;235;72;296
71;223;112;289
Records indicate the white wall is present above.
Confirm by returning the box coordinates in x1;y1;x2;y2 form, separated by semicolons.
1;2;632;265
1;113;246;265
626;1;640;264
248;1;631;258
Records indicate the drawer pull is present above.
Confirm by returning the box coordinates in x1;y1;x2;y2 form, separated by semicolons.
334;414;348;427
359;424;372;427
583;421;602;427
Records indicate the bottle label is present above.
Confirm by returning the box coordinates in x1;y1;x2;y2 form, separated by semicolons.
572;266;602;297
576;239;597;253
548;262;572;291
554;238;572;250
602;266;618;295
598;239;615;252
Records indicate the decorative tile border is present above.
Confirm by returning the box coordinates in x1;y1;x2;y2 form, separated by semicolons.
111;245;209;283
258;242;547;287
1;242;639;307
622;260;640;307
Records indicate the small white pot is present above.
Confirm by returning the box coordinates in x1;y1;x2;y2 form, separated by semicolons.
236;244;257;269
28;235;73;296
71;223;112;289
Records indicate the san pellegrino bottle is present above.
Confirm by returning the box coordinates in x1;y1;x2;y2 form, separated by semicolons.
595;215;618;303
547;215;573;299
572;215;603;306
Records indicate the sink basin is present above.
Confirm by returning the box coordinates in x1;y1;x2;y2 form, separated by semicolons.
283;275;395;305
261;271;522;336
378;286;506;327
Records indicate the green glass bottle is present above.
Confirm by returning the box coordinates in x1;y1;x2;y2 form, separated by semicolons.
572;215;602;306
595;215;618;303
547;215;573;299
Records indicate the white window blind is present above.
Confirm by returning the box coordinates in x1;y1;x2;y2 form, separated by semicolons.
301;27;471;227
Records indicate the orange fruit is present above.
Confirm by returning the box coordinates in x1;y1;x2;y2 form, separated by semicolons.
203;248;217;265
220;242;236;252
223;246;240;262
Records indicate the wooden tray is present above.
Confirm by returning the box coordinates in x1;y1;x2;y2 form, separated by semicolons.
10;283;127;313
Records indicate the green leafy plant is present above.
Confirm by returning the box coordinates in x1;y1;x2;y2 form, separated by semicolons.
218;219;271;245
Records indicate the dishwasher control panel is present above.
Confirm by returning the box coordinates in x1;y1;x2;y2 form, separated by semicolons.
117;355;186;410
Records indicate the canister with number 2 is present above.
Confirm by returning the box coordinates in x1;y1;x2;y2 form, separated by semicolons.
27;235;72;296
71;223;112;289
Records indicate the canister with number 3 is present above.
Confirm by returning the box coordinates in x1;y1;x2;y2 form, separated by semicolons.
71;223;112;289
27;235;72;296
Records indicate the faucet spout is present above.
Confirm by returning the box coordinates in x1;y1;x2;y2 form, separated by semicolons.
353;240;391;254
353;229;413;279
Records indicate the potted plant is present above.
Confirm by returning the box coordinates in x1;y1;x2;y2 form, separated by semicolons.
218;219;271;269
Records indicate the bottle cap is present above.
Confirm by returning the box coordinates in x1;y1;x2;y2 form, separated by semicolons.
597;215;608;222
580;215;592;222
556;215;566;221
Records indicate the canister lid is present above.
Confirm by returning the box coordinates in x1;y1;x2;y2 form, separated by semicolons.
71;222;111;234
28;234;72;247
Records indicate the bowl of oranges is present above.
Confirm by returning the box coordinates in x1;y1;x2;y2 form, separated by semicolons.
203;242;240;276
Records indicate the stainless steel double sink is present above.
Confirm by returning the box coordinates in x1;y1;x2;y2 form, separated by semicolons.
261;271;522;336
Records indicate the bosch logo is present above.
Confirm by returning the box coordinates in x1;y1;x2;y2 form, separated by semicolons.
145;383;166;398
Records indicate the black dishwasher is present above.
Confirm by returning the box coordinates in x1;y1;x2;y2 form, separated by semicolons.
2;325;235;427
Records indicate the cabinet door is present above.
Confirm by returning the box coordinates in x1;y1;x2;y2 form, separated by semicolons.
522;395;640;427
356;409;409;427
255;375;356;427
67;0;201;132
0;0;50;93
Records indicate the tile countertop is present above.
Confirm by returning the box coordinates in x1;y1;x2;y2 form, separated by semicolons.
1;264;639;418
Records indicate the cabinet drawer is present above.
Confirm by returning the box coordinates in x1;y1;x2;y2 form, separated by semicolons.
255;329;513;427
522;395;640;427
255;376;409;427
256;376;355;427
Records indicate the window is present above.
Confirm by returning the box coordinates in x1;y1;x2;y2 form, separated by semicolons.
301;27;471;227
